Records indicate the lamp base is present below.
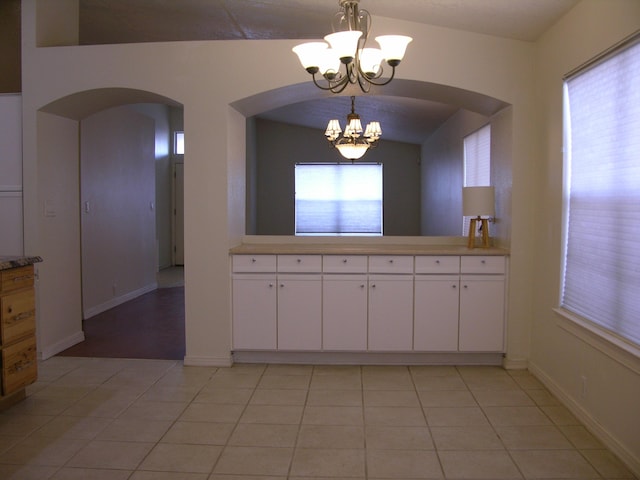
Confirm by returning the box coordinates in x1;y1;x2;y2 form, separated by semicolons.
467;217;491;249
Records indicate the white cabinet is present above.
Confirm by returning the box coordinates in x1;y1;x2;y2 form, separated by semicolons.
231;252;507;356
459;275;505;351
323;274;368;350
232;274;277;350
458;256;506;352
368;275;414;351
414;275;459;351
277;274;322;350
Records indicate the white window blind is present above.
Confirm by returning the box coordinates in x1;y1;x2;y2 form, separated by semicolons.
562;37;640;347
295;163;382;235
463;124;491;234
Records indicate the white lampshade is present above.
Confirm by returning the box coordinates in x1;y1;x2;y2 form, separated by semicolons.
325;119;342;140
325;31;362;62
318;48;341;76
335;143;369;160
375;35;412;63
292;42;327;70
364;121;382;140
463;186;495;217
359;47;384;76
345;117;363;137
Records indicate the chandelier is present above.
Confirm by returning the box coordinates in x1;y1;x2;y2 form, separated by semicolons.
292;0;412;93
326;96;381;160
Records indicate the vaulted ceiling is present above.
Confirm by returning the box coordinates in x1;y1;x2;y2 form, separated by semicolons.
78;0;579;143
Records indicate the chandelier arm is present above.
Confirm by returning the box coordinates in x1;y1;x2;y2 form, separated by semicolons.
363;64;397;87
311;73;350;93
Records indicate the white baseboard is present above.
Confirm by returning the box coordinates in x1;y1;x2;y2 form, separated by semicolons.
184;355;233;367
503;357;529;370
83;283;158;319
529;361;640;477
38;331;85;360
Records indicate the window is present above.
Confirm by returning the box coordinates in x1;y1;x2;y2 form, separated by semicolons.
463;124;491;234
174;131;184;155
561;35;640;349
295;163;382;235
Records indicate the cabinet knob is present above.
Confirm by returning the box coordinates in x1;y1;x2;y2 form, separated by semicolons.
481;260;486;264
343;259;348;263
268;283;274;288
7;306;12;313
388;259;394;263
463;285;468;289
297;258;302;263
371;284;376;288
435;260;440;264
251;258;256;263
360;284;365;288
452;285;457;289
280;284;284;288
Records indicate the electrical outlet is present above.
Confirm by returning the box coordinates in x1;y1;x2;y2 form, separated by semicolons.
580;375;587;399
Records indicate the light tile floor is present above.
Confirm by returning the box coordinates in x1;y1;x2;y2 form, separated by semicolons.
0;358;636;479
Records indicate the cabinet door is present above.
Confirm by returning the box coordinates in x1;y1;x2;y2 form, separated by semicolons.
232;275;276;350
323;275;368;351
414;276;459;351
459;275;505;352
277;275;322;350
368;275;414;351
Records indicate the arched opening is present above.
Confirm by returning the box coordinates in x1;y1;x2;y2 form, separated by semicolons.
36;88;186;360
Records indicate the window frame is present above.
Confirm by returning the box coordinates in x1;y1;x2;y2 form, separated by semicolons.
556;32;640;367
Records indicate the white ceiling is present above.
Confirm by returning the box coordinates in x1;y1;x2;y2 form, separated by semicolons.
78;0;580;144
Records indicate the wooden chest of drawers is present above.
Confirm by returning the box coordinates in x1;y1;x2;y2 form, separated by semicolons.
0;265;37;398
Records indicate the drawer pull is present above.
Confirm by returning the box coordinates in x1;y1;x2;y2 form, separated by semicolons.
251;258;257;263
343;259;348;263
452;284;457;289
388;259;394;264
268;283;274;288
12;275;33;283
7;306;12;313
360;284;365;288
12;311;34;322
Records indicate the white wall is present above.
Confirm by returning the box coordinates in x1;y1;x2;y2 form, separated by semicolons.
20;2;536;371
80;106;157;318
532;0;640;472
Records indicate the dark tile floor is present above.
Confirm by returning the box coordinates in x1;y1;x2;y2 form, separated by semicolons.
57;286;185;360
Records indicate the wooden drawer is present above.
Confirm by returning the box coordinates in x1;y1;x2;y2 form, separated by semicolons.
1;290;36;344
2;335;37;396
277;255;322;273
368;255;414;274
460;256;505;274
322;255;367;273
232;255;276;273
0;266;35;294
415;256;460;274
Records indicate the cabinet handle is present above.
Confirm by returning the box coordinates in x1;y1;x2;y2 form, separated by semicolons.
452;284;457;289
343;259;348;263
280;284;284;288
435;260;440;264
388;259;394;264
268;283;274;288
360;284;365;288
481;260;486;264
463;285;468;289
13;275;33;283
297;258;302;263
371;284;376;288
251;258;256;263
7;306;12;313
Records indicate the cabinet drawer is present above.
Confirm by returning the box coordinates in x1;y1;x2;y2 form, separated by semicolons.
323;255;367;273
368;255;413;274
0;266;34;294
232;255;276;273
2;335;37;396
1;290;36;344
461;256;505;274
277;255;321;273
415;256;460;274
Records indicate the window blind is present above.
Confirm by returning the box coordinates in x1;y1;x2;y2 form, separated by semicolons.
295;163;382;235
562;38;640;346
463;124;491;234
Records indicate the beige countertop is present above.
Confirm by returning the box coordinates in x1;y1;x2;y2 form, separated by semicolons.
229;243;508;256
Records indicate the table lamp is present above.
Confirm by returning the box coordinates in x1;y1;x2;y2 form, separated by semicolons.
463;186;495;248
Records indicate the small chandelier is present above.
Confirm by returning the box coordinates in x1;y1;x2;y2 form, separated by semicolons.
326;96;381;160
292;0;412;94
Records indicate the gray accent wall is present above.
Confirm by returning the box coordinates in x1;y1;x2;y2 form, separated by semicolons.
250;118;421;236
